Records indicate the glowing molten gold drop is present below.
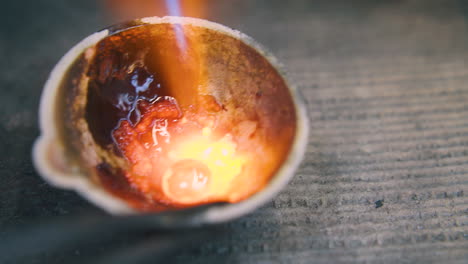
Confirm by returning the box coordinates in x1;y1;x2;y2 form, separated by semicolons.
162;128;246;204
163;159;211;203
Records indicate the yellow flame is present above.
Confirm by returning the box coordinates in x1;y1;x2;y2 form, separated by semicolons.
163;128;245;203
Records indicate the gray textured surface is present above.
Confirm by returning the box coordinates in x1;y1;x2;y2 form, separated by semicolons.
1;0;468;263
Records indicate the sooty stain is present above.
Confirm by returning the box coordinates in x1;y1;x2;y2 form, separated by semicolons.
375;199;384;208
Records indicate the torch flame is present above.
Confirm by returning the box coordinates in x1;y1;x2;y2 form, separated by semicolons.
165;0;188;56
105;0;211;22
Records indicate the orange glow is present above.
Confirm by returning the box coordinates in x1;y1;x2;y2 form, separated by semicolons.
112;95;254;207
104;0;211;21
